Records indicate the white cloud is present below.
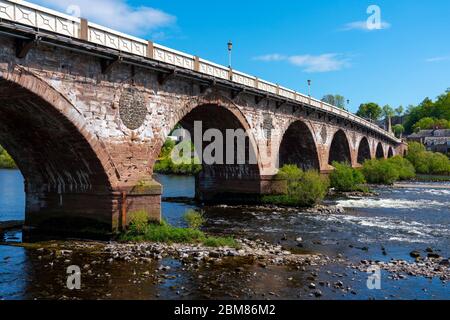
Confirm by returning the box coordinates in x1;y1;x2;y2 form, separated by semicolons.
341;20;391;31
253;54;287;62
426;56;450;63
254;53;350;73
34;0;176;36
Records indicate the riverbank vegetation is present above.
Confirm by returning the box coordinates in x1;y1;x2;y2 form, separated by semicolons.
120;210;239;248
362;156;416;185
0;146;16;169
405;142;450;175
329;162;367;192
154;139;202;175
262;165;329;207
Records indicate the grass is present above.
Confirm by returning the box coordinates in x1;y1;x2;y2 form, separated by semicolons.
415;174;450;182
120;210;240;248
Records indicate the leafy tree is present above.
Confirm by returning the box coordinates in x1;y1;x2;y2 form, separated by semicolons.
412;117;450;132
356;103;383;121
404;90;450;133
395;106;404;117
322;94;346;109
412;117;436;132
383;105;395;131
393;124;405;138
0;146;17;169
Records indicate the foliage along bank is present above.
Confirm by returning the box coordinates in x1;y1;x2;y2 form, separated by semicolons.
0;146;16;169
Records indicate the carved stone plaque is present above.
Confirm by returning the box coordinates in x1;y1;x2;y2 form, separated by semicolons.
119;88;147;130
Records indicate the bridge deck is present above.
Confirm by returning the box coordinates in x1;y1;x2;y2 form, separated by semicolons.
0;0;399;143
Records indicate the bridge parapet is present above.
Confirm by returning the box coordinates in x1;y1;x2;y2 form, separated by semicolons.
0;0;399;143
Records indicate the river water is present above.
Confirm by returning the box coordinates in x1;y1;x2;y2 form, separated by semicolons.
0;169;449;300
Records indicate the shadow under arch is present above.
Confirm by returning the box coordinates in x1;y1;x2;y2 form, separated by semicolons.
160;103;262;203
376;142;385;159
279;120;320;171
357;137;372;164
329;130;352;165
388;147;394;158
0;71;114;234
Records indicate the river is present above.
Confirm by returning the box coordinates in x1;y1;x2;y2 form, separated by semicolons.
0;169;448;300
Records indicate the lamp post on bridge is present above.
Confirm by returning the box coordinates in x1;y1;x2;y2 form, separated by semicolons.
307;79;312;98
227;40;233;69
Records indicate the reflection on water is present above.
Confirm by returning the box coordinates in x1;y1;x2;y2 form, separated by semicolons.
0;170;24;222
0;169;449;300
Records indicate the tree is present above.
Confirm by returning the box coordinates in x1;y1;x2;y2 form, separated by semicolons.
434;119;450;129
404;90;450;133
393;124;405;138
412;117;450;132
322;94;346;109
413;117;436;132
395;105;404;117
383;105;395;131
356;103;383;121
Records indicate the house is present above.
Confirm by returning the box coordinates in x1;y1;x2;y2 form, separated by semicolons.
408;129;450;154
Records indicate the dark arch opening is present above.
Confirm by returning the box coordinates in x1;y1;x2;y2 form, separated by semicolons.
329;130;352;165
357;137;371;164
155;104;261;203
388;147;394;158
0;78;112;232
376;143;385;159
279;121;320;171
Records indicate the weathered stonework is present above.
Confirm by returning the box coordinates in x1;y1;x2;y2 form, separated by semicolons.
0;35;405;234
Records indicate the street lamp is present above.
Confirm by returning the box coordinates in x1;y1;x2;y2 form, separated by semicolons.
227;40;233;68
307;80;311;97
347;99;350;111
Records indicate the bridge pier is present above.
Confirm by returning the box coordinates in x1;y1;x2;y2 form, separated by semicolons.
24;179;162;237
195;172;285;203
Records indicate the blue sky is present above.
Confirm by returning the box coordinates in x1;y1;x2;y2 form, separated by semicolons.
34;0;450;113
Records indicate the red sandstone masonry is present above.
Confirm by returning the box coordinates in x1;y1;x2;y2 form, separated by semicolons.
0;36;405;234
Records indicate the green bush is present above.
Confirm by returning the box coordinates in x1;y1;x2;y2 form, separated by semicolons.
406;142;450;175
428;152;450;174
154;139;202;175
0;146;17;169
183;210;205;230
262;165;329;207
362;159;399;185
330;162;366;192
300;170;330;207
386;156;416;180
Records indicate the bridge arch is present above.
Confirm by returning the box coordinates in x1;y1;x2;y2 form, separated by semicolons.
376;142;385;159
357;137;371;164
388;146;394;158
328;130;352;165
0;68;117;232
279;120;320;171
155;101;262;202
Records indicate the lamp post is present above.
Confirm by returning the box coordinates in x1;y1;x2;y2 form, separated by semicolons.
227;40;233;68
347;99;350;111
307;80;311;97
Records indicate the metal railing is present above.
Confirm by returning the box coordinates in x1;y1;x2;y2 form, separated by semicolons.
0;0;398;142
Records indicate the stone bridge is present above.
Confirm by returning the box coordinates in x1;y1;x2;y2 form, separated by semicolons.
0;0;405;234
